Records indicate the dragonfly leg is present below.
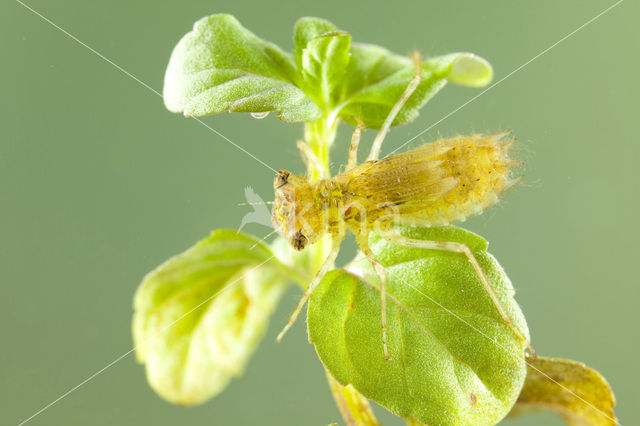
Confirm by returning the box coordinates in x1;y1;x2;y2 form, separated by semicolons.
381;232;536;358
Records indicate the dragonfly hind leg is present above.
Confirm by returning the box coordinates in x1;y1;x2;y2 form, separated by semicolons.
381;231;536;358
355;232;392;360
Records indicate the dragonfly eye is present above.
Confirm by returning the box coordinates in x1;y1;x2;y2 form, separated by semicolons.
274;170;290;189
291;230;307;251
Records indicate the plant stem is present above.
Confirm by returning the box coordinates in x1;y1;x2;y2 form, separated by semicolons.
302;116;338;276
304;117;337;181
303;117;381;426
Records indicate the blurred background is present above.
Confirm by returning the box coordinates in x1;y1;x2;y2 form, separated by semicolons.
2;0;638;424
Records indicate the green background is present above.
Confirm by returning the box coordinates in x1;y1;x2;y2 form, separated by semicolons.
2;0;637;425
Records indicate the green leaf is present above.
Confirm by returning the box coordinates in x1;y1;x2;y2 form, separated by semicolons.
293;17;339;58
308;225;528;425
163;14;492;128
132;230;291;405
291;17;493;128
300;31;352;110
163;14;321;122
293;18;351;109
433;53;493;88
509;356;617;425
335;46;493;128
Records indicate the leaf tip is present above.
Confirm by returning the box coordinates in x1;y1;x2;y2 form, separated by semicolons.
447;53;493;87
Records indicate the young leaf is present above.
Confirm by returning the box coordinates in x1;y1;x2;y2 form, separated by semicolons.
163;14;321;122
293;18;352;109
335;46;493;128
432;53;494;88
293;17;339;56
308;225;528;425
132;230;291;405
509;356;617;425
299;31;351;110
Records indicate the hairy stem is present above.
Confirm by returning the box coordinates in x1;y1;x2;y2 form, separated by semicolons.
302;117;338;276
304;117;337;181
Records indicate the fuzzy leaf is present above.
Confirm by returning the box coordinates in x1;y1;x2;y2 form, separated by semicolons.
509;356;617;425
293;18;351;109
163;14;321;122
335;46;493;128
308;226;528;425
132;230;290;405
293;17;339;58
163;15;492;128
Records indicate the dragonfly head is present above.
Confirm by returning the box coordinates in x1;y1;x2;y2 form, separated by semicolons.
272;170;317;251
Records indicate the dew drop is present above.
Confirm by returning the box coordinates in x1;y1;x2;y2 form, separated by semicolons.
250;112;270;119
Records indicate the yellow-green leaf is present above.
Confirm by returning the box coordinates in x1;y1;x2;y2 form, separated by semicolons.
325;369;381;426
510;356;617;425
132;230;290;405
